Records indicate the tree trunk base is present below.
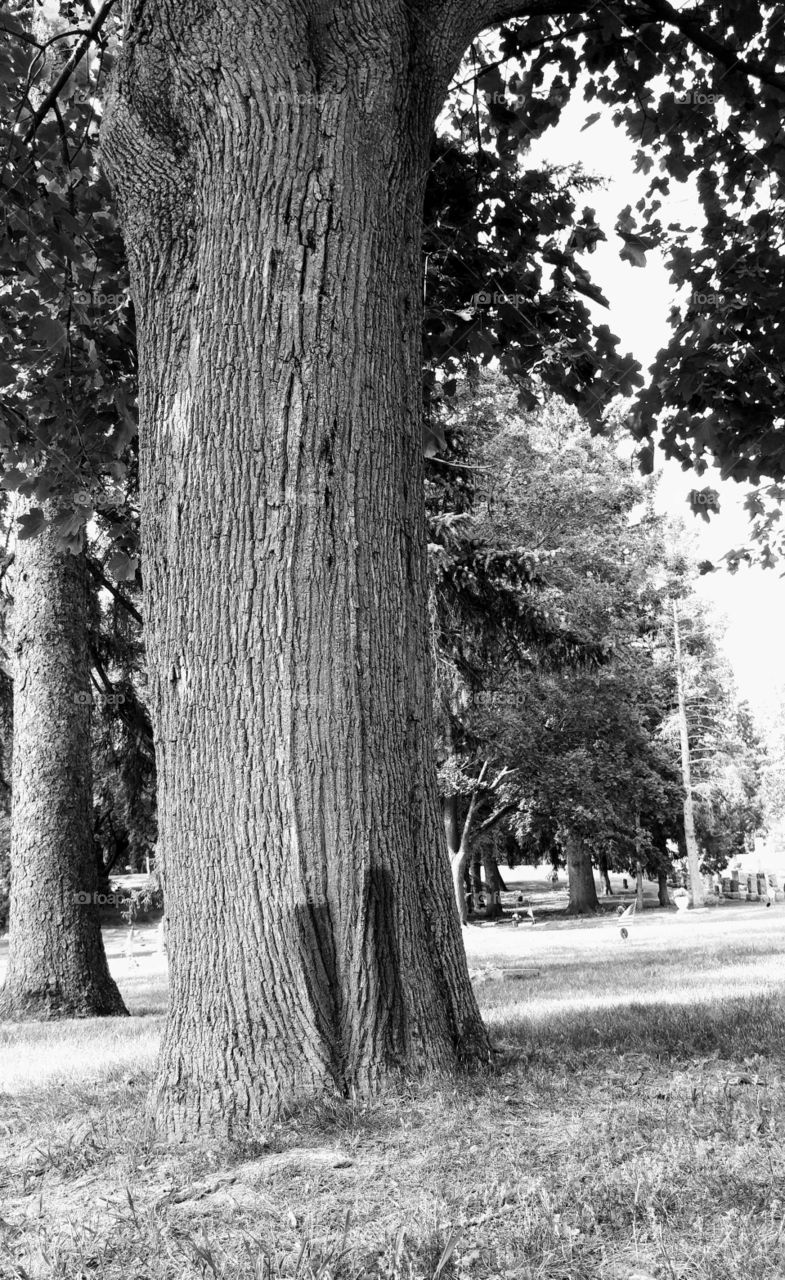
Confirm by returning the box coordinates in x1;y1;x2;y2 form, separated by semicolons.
150;1029;491;1139
566;834;600;915
0;977;127;1021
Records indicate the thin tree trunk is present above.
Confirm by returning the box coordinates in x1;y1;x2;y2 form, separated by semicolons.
0;513;126;1019
599;852;612;895
102;6;488;1136
482;854;503;919
673;604;705;907
470;858;482;911
566;833;599;915
450;851;469;926
449;765;488;926
658;871;671;907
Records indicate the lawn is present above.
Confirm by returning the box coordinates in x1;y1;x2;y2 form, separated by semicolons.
1;902;784;1279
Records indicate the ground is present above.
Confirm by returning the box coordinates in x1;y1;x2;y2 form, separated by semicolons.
0;873;784;1280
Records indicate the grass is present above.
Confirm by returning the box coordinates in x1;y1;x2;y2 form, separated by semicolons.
0;904;784;1279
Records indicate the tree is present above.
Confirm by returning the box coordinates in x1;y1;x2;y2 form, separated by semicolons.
663;592;766;880
0;508;126;1017
0;2;129;1017
5;0;781;1131
760;687;785;833
88;553;155;883
450;385;686;913
429;379;605;921
97;6;507;1136
673;601;705;906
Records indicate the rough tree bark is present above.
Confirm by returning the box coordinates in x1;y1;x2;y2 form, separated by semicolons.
0;667;12;931
101;0;491;1135
0;512;127;1019
565;833;599;914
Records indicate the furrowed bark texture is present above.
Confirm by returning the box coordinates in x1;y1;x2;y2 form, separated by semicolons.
0;517;127;1019
0;667;12;931
102;1;489;1136
566;833;599;915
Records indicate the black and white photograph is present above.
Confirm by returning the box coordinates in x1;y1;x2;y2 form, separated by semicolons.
1;1;784;1276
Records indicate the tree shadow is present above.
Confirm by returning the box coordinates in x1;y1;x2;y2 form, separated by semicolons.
487;986;785;1062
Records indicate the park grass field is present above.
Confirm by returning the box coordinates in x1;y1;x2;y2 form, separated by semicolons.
1;902;784;1280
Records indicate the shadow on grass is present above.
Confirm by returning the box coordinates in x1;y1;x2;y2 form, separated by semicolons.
484;987;785;1062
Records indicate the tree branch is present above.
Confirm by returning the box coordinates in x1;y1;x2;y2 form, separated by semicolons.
23;0;117;144
474;0;591;31
86;556;143;627
479;801;518;832
642;0;785;94
474;0;785;94
88;641;154;749
489;764;513;790
459;759;489;849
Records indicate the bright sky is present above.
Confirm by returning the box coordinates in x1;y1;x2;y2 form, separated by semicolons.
527;94;785;719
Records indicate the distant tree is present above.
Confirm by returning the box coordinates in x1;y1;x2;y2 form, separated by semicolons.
444;384;686;914
663;595;767;878
759;687;785;833
89;560;154;884
430;379;607;920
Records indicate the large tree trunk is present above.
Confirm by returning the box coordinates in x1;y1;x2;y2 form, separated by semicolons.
566;834;599;915
0;516;126;1019
102;4;488;1136
0;668;12;933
